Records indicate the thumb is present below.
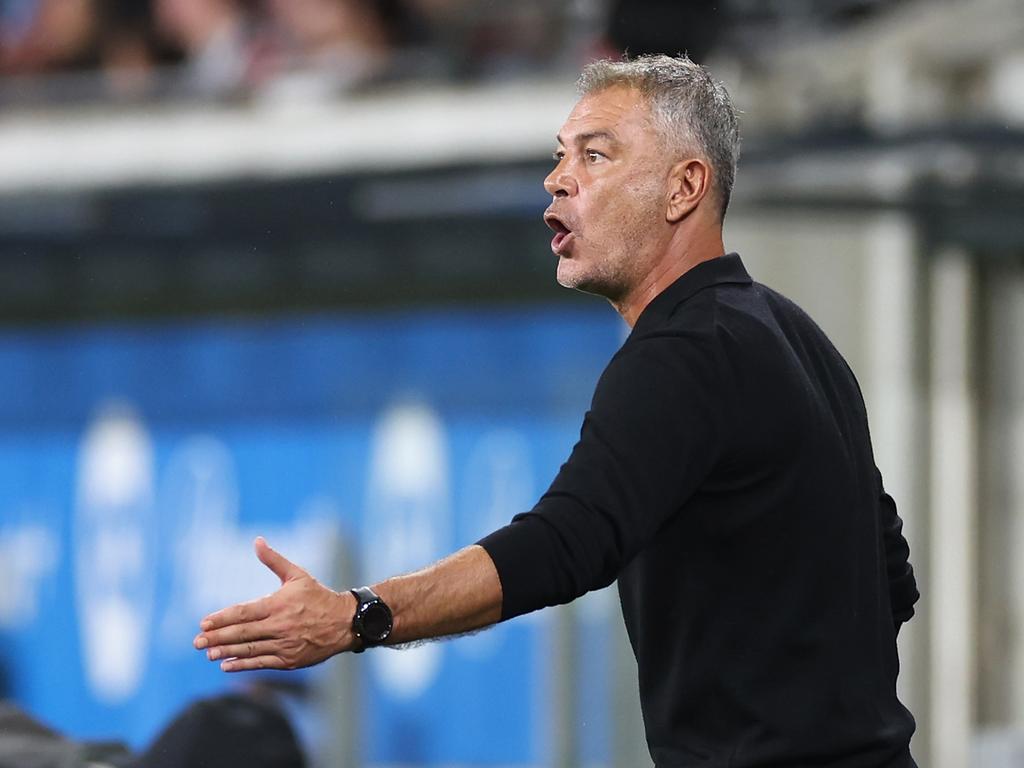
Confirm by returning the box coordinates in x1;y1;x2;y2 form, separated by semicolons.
254;536;304;584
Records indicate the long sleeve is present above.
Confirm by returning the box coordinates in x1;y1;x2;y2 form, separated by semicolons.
478;330;729;621
479;257;918;764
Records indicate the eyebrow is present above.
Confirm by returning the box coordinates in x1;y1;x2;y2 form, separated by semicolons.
555;130;621;147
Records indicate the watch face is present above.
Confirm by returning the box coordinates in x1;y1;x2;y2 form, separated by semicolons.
360;601;393;641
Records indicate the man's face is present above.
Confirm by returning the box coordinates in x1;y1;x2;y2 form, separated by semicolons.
543;85;672;302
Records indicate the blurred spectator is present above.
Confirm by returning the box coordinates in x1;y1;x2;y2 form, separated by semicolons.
258;0;414;101
601;0;726;63
0;0;175;100
134;693;306;768
461;1;564;80
0;0;611;102
154;0;252;98
403;0;568;80
0;692;304;768
0;0;100;74
0;702;133;768
96;0;178;99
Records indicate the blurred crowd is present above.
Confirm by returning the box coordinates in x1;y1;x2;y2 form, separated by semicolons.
0;0;736;104
0;0;598;102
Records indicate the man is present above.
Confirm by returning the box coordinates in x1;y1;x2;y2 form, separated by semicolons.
194;55;919;767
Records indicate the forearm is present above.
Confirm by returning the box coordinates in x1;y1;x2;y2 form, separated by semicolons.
373;544;503;646
193;539;504;672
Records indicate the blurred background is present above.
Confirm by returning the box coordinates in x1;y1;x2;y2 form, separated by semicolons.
0;0;1022;766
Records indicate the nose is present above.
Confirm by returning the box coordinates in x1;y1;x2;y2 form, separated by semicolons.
543;164;576;198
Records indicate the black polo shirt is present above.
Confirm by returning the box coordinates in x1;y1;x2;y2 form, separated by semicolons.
479;253;919;767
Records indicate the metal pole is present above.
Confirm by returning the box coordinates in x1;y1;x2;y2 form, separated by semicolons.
863;213;930;764
610;603;652;767
551;601;578;768
316;533;361;768
928;249;977;768
1000;268;1024;726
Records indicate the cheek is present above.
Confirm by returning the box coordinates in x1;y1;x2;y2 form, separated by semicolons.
584;192;657;250
577;186;625;241
587;175;662;220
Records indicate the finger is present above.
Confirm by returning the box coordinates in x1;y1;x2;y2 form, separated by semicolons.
254;536;304;584
206;639;279;662
198;596;271;633
221;655;286;673
195;619;275;650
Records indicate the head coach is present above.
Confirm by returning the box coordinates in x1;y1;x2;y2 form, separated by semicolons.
194;54;920;768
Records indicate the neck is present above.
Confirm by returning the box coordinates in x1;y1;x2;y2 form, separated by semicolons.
613;224;725;328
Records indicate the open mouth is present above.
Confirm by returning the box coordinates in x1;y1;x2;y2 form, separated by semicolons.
544;212;575;255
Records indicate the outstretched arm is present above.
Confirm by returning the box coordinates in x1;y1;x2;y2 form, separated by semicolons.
193;537;503;672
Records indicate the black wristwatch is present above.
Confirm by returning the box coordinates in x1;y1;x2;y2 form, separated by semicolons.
349;586;393;652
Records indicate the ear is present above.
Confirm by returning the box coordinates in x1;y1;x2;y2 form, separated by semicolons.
665;158;711;223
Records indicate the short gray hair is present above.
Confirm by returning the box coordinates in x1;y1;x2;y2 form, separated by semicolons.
578;54;741;220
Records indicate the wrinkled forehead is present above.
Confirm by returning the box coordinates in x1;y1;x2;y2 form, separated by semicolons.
557;85;657;145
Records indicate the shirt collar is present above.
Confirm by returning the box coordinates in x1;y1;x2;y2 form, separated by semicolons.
631;252;752;334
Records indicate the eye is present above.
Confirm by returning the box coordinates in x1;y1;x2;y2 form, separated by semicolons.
552;150;565;162
585;149;606;163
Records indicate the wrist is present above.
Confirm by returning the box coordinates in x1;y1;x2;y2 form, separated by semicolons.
334;589;360;654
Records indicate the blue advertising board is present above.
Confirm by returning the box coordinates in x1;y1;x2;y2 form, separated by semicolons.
0;304;625;765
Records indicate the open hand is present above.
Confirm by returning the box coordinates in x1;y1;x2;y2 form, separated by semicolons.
193;537;355;672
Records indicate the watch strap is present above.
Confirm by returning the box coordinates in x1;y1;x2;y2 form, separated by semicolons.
350;585;390;652
351;586;380;605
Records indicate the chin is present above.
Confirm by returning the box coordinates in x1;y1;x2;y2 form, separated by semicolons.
556;258;618;299
556;257;587;290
